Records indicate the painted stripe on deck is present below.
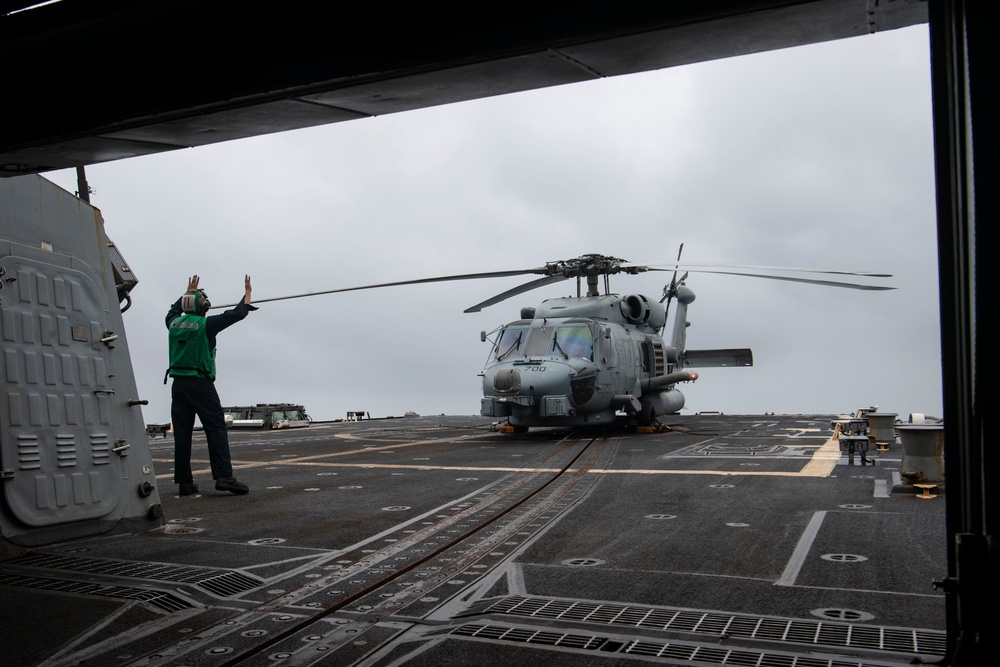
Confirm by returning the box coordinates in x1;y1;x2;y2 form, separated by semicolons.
776;510;826;587
154;435;846;480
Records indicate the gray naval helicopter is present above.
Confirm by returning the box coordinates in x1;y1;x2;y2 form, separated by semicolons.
227;251;892;431
475;254;707;430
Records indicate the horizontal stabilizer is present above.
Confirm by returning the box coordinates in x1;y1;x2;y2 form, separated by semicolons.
683;348;753;368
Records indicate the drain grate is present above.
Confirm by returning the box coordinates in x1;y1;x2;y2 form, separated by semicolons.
450;622;905;667
7;552;262;597
623;637;871;666
0;572;191;612
451;623;606;650
462;596;946;657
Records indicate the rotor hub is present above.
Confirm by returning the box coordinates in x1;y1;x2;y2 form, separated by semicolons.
543;254;645;278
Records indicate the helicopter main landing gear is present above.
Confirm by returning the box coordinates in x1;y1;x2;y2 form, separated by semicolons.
637;403;657;427
635;403;666;433
497;422;529;434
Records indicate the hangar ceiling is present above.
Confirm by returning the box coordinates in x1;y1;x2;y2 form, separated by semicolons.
1;0;927;176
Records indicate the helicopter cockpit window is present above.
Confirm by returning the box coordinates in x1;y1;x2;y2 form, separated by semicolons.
521;325;594;360
524;327;555;356
553;325;594;360
494;327;527;360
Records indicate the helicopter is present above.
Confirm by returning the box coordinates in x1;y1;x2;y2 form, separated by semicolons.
476;255;713;430
218;250;893;430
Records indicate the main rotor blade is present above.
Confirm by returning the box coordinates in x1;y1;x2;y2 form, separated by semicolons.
212;253;894;310
631;262;892;278
676;269;896;290
463;274;570;313
211;266;551;309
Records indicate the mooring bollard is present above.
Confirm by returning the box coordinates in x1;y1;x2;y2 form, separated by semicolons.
866;412;898;454
897;423;945;486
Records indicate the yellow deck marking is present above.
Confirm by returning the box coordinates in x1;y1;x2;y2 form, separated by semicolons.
155;434;843;480
797;436;842;477
153;435;481;480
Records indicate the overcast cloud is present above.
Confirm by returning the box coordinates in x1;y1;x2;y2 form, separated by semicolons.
45;25;940;424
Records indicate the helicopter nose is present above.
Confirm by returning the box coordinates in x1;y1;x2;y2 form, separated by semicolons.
491;364;587;406
493;368;521;393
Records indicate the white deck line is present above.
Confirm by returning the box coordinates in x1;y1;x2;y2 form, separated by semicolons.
776;510;827;587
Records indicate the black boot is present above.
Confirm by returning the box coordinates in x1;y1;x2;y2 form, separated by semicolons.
215;477;249;494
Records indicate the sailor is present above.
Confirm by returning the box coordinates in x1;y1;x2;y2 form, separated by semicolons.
165;274;256;495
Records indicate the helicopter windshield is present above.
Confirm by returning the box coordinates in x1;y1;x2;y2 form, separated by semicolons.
522;325;594;360
554;325;594;360
493;327;527;361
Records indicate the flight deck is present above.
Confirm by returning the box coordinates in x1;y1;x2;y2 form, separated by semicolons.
0;413;947;666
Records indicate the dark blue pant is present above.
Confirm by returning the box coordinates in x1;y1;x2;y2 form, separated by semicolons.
170;376;233;483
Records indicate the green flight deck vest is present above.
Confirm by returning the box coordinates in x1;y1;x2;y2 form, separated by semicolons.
168;313;217;380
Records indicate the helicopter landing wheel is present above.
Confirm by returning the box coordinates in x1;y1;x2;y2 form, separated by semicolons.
638;403;657;427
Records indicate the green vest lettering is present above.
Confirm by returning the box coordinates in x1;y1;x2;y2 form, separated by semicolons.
168;314;217;379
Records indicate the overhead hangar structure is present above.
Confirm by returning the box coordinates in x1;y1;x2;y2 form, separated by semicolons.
0;1;994;664
1;0;927;175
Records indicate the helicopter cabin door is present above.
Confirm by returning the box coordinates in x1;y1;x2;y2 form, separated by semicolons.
617;329;639;394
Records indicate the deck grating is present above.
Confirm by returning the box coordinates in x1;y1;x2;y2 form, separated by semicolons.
6;552;262;598
451;622;922;667
458;596;946;657
0;572;191;612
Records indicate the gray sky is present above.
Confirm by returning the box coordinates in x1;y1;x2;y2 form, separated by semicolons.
46;24;940;423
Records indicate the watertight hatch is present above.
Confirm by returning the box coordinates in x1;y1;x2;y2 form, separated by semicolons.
0;255;124;527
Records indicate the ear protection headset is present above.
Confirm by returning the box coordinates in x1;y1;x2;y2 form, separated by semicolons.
180;289;211;314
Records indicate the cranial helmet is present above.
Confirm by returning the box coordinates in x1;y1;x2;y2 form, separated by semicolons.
180;289;211;315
